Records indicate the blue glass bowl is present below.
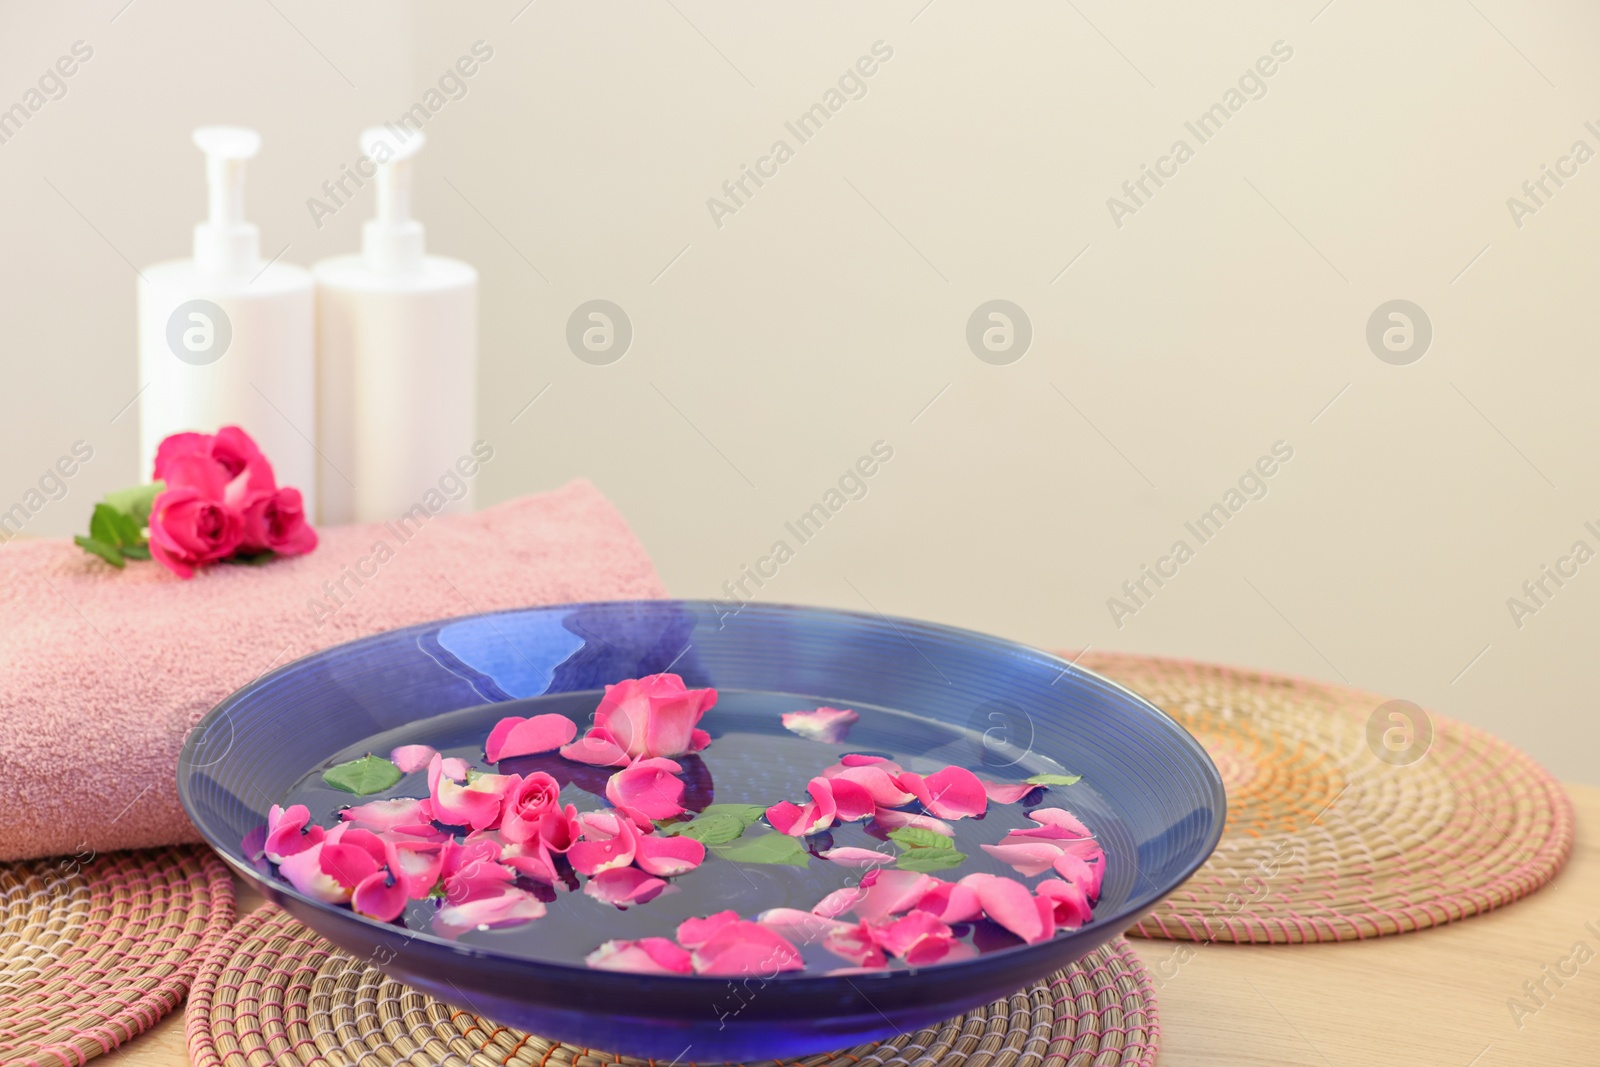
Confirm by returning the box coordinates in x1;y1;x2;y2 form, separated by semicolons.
178;600;1222;1061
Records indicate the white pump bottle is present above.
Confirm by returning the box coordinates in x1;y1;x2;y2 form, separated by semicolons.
314;127;478;524
137;127;316;505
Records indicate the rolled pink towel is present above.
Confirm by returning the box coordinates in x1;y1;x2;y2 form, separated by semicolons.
0;480;665;861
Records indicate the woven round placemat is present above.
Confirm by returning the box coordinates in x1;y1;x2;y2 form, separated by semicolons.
0;844;236;1066
188;906;1161;1067
1075;651;1575;944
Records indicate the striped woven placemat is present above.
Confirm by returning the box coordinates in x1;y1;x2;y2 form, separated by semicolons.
187;906;1161;1067
1077;651;1575;943
0;845;236;1066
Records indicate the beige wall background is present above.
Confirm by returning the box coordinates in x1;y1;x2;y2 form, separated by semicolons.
3;1;1597;784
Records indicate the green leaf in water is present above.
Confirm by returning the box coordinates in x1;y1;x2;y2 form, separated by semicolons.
700;803;768;824
888;826;954;851
713;832;810;868
896;847;969;873
1025;773;1082;786
322;754;403;795
662;812;748;845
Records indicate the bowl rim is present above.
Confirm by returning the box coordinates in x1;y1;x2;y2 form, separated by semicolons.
178;598;1226;988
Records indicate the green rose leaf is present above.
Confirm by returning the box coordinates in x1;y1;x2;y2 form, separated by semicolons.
120;543;151;561
1025;773;1082;786
102;481;163;527
700;803;768;825
322;754;402;795
74;534;124;569
663;812;748;845
896;847;968;872
90;503;142;548
713;831;810;868
224;550;277;566
888;826;954;851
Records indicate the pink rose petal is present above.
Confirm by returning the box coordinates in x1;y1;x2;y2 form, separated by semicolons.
584;867;670;908
439;835;501;883
897;766;988;821
980;840;1066;878
265;804;324;863
677;910;742;948
979;780;1038;805
822;920;888;968
352;870;408;922
824;756;915;807
781;706;860;743
278;842;351;904
634;830;706;877
756;907;851;945
390;745;438;773
486;713;580;762
766;778;841;837
1036;877;1093;930
435;885;547;935
433;776;511;830
540;803;582;853
568;811;639;876
765;800;814;837
500;837;562;884
874;910;960;964
912;879;983;923
830;766;916;807
960;873;1053;944
559;727;634;768
384;839;445;899
855;869;938;923
827;777;877;822
439;837;515;903
812;886;867;919
586;937;694;975
319;840;382;889
839;754;901;770
1052;847;1105;901
691;921;804;976
605;757;687;821
1027;807;1093;837
818;846;896;868
341;797;431;833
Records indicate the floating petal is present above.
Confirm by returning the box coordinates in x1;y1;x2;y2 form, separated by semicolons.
486;714;579;762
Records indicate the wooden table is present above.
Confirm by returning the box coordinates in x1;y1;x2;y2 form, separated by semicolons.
103;785;1599;1067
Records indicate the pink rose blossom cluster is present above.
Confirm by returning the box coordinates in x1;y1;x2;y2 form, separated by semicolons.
256;674;1106;978
257;674;719;933
148;426;316;578
593;835;1101;977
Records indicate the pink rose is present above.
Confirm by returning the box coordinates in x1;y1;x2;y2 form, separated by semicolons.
499;771;562;844
147;454;244;579
153;425;276;498
240;486;317;557
560;674;717;766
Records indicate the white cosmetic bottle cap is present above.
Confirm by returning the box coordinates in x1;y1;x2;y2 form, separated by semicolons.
191;126;262;274
360;127;427;272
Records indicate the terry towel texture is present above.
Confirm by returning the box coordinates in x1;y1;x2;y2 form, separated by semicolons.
0;480;665;861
